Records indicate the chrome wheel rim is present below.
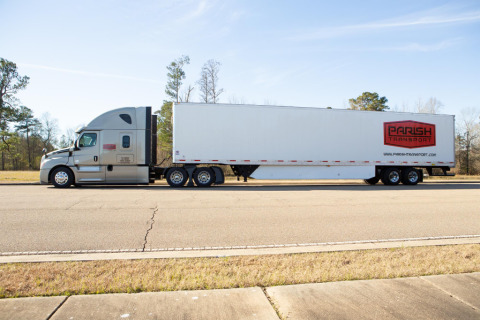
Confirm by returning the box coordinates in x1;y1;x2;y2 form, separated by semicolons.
170;170;184;184
197;171;211;184
54;171;69;185
389;171;400;183
408;171;418;183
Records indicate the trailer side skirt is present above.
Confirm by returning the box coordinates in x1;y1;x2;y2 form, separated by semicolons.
250;165;376;180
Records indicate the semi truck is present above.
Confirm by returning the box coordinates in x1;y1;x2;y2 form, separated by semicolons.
40;103;455;188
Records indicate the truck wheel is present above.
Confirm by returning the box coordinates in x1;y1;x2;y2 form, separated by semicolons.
51;167;74;188
381;167;401;185
193;167;215;187
364;177;380;185
166;168;188;187
401;167;420;185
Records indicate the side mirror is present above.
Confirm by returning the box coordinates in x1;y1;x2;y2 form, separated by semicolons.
74;139;80;150
42;148;48;158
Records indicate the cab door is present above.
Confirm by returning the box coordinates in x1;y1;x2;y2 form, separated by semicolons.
73;131;106;183
105;131;141;183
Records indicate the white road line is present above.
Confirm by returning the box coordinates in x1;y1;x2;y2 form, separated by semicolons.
1;235;480;256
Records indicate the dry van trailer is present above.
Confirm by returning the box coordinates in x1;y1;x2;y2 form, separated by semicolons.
162;103;455;187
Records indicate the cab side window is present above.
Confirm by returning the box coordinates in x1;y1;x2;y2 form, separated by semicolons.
79;133;97;147
122;135;130;148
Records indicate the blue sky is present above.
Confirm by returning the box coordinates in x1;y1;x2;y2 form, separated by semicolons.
1;0;479;134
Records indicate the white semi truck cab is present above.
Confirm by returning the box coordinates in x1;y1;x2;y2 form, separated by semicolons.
40;106;163;187
40;103;455;188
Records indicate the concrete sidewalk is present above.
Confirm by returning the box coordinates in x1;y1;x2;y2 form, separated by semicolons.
1;273;479;320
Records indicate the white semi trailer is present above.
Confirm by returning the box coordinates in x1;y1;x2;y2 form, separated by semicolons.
40;103;455;188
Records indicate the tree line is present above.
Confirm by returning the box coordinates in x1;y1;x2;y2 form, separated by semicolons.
0;58;63;170
1;56;479;174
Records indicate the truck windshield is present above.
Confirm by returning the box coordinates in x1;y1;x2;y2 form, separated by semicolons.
78;133;97;147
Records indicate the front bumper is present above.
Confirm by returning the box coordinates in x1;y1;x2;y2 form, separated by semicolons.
40;169;50;184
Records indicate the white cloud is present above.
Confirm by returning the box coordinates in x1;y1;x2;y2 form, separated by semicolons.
333;38;463;53
18;63;161;84
382;38;461;52
289;10;480;41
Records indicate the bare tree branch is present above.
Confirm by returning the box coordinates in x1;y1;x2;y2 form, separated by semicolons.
198;59;224;104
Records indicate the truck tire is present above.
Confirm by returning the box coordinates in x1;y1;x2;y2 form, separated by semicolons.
364;177;380;185
166;168;188;187
381;167;401;185
51;167;74;188
193;167;215;187
401;167;420;185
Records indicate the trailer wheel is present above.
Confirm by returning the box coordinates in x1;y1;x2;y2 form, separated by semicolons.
364;177;380;185
193;167;215;187
166;168;188;187
401;167;420;185
381;167;401;185
51;167;74;188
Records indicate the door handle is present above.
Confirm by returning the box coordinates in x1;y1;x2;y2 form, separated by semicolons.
94;156;98;162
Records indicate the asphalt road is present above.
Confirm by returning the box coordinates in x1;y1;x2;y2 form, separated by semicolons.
1;181;479;254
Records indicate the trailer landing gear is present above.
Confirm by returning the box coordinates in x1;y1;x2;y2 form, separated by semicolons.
230;165;259;182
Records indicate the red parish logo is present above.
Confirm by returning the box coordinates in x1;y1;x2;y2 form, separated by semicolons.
103;144;116;150
384;121;436;149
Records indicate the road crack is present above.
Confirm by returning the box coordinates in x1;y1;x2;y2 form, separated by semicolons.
142;206;158;252
65;200;81;210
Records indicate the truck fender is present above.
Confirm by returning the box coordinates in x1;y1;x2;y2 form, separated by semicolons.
49;165;75;184
211;166;225;185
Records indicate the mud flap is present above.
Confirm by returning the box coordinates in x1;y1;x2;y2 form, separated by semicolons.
211;166;225;185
